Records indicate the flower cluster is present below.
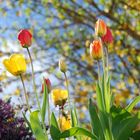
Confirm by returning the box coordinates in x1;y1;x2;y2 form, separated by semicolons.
90;19;113;60
0;99;34;140
2;19;139;140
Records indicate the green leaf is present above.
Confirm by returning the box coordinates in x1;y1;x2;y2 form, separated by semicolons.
102;73;110;113
71;106;78;127
88;98;104;140
71;105;81;140
130;130;140;140
22;112;32;133
126;95;140;112
96;82;105;111
59;127;97;139
111;106;139;140
30;110;48;140
50;112;61;140
41;79;48;122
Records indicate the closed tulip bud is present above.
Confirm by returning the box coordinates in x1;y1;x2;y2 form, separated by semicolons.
18;29;32;48
58;115;71;132
42;77;51;93
95;19;107;37
52;89;68;107
101;27;113;44
3;54;26;76
90;39;103;60
59;58;67;73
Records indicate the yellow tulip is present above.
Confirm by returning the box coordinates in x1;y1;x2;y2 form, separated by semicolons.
58;115;71;132
52;89;68;106
3;54;26;76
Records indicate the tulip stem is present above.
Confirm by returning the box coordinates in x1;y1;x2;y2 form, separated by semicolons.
64;72;71;112
104;44;109;78
27;48;48;137
27;48;41;109
97;60;101;83
20;74;31;113
48;93;50;127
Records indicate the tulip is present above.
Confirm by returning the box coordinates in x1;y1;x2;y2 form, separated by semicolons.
18;29;32;48
3;54;26;76
95;19;107;37
58;115;71;132
90;39;103;60
52;89;68;107
59;58;67;73
42;77;51;93
101;27;113;44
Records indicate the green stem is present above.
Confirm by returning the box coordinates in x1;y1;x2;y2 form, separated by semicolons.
97;60;101;83
20;74;31;113
104;44;109;78
64;72;71;112
27;48;41;110
26;48;48;137
101;39;110;113
48;93;50;126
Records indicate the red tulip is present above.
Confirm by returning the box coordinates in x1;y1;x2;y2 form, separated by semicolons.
18;29;32;48
90;39;103;60
95;19;107;37
42;78;51;93
101;27;113;44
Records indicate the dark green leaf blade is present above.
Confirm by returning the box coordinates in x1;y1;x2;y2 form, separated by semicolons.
59;127;97;139
50;112;61;140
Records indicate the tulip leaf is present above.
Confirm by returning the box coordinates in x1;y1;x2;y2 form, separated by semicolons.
59;127;98;139
50;112;61;140
126;95;140;112
88;98;104;140
96;82;105;111
22;112;33;133
71;105;82;140
30;110;48;140
130;130;140;140
111;106;139;140
41;80;48;122
71;105;78;127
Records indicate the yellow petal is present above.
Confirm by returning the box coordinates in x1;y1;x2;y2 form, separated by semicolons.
3;59;17;76
3;54;26;76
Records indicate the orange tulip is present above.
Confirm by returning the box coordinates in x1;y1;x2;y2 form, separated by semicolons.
18;29;32;48
95;19;107;37
90;39;103;60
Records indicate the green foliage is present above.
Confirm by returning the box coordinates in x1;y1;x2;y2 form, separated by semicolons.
30;110;48;140
59;127;97;139
71;106;78;127
126;95;140;112
41;80;49;122
111;106;140;140
89;98;104;140
50;112;61;140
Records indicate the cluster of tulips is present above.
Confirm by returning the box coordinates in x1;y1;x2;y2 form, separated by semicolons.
3;19;140;140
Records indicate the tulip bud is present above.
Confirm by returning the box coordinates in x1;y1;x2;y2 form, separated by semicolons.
90;39;103;60
95;19;107;37
52;89;68;107
42;77;51;93
18;29;32;48
101;27;113;44
59;58;67;73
